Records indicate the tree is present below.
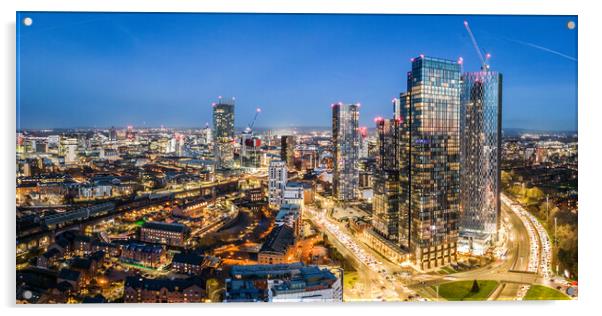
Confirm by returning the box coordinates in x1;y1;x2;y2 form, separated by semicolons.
509;184;525;198
471;280;480;293
556;224;577;250
526;187;544;201
501;171;512;187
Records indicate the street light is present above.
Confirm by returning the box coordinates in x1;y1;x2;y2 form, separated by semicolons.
554;217;558;246
546;194;549;224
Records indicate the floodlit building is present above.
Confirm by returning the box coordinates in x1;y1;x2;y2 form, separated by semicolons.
459;71;503;255
398;56;461;270
332;102;360;201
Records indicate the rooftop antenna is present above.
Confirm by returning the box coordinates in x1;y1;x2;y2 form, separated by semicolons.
464;20;491;72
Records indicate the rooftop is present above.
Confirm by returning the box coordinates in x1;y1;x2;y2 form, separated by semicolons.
142;221;188;233
124;276;203;292
57;269;81;282
231;262;304;277
122;242;164;254
259;225;295;254
172;252;204;266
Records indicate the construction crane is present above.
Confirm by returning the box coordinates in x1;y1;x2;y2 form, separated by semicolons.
464;20;491;71
244;107;262;134
240;108;262;167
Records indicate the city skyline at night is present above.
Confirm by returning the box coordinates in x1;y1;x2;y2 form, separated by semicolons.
16;12;578;304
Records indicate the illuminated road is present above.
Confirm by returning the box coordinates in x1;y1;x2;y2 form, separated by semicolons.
412;195;575;301
305;206;415;301
501;194;574;298
409;201;536;300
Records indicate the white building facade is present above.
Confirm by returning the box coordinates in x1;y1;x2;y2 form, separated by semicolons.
268;160;288;209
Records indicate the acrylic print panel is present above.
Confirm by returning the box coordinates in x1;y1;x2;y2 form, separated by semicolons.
15;12;578;304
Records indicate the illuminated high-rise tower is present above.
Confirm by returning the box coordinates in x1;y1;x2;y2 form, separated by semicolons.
398;56;461;270
212;97;235;169
332;103;360;202
280;135;296;170
372;116;400;240
459;71;502;255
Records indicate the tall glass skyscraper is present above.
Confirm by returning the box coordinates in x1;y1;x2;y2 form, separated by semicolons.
212;97;235;169
332;103;360;202
459;71;502;255
398;56;461;270
372;117;400;240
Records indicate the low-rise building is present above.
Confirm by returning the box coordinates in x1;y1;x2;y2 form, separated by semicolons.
37;248;61;268
73;235;92;256
140;221;189;247
246;187;264;203
283;182;304;210
257;225;296;265
124;276;206;303
119;242;167;269
360;228;409;265
57;269;82;292
171;253;221;275
275;204;302;237
224;263;342;302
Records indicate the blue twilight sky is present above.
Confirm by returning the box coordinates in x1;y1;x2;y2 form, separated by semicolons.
16;12;578;131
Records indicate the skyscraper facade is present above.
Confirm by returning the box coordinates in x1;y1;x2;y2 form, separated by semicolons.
332;103;360;202
240;133;262;169
358;127;369;159
280;135;296;170
109;126;117;141
268;159;288;209
459;71;503;255
212;97;235;169
398;56;461;270
372;117;400;240
201;123;212;145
